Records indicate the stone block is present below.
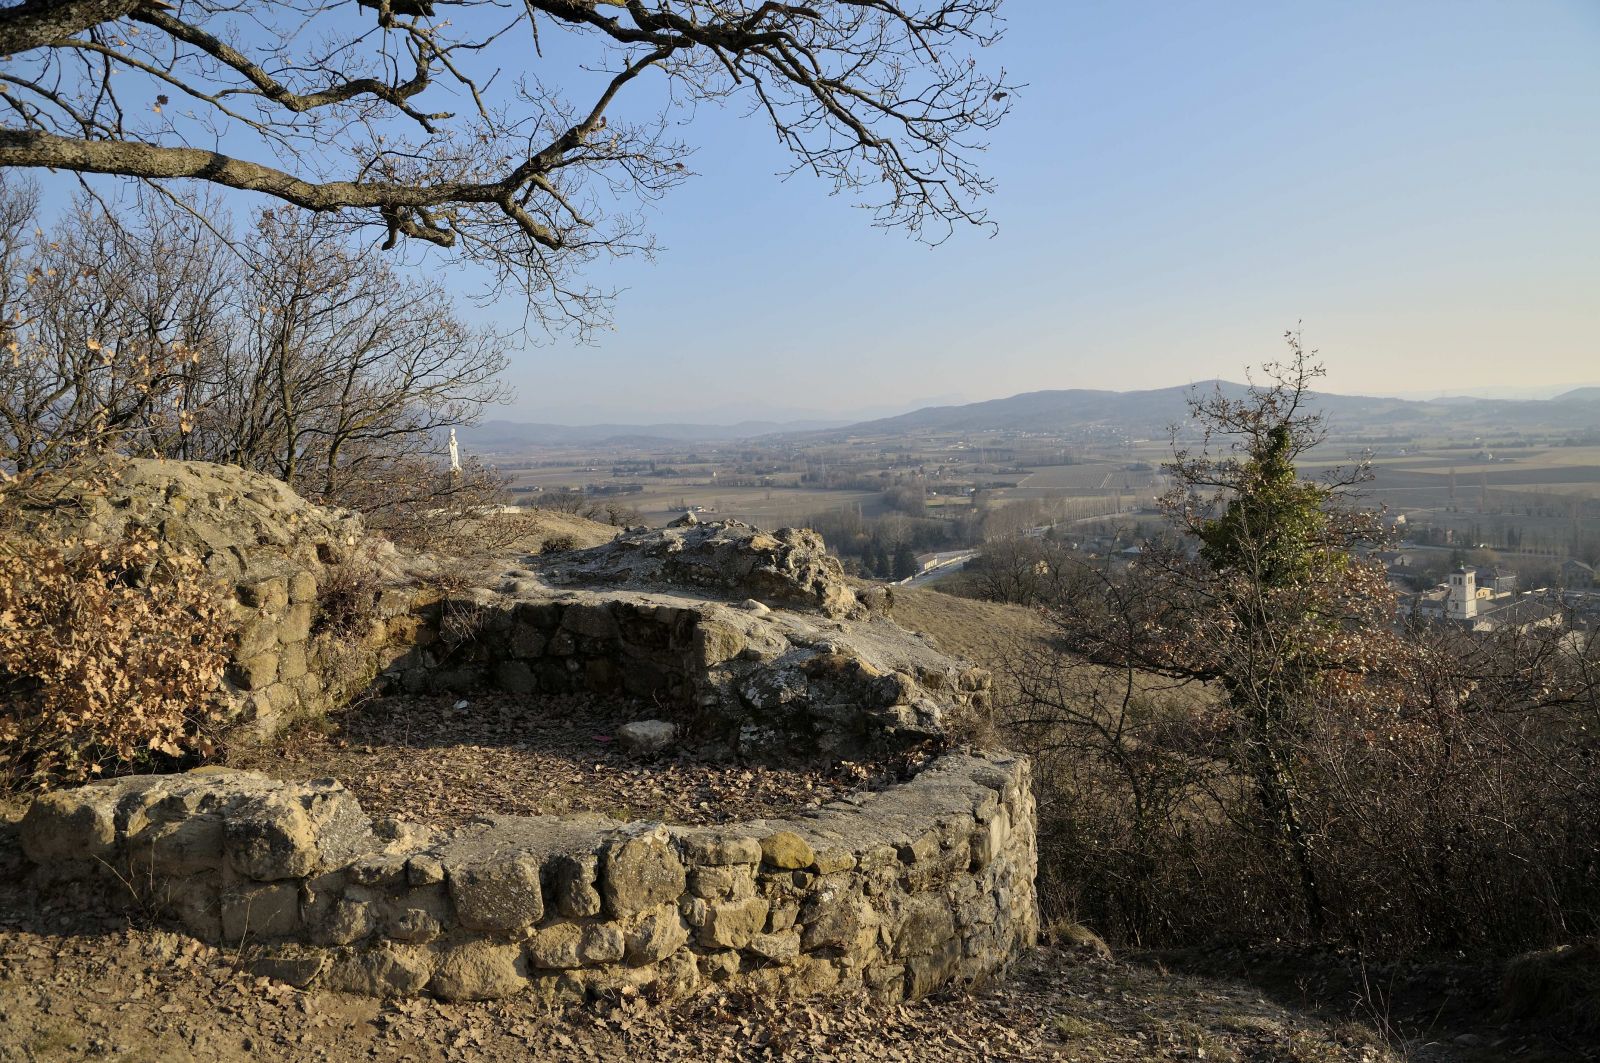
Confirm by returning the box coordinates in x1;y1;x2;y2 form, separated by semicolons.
232;651;280;691
692;619;746;669
781;956;840;997
905;938;961;998
759;831;815;871
494;660;537;694
509;623;547;658
688;865;754;901
448;854;544;931
224;784;370;881
20;788;119;864
561;604;619;641
238;577;289;614
550;853;603;918
221;881;301;942
288;571;318;604
279;602;315;644
237;617;281;661
406;854;446;885
747;930;801;965
800;890;876;952
580;923;626;965
624;904;690;965
527;923;584;969
431;942;527;1001
600;827;686;917
892;894;955;959
385;906;443;945
316;897;377;946
324;944;433;996
813;849;857;875
698;897;768;949
679;833;762;866
277;640;308;682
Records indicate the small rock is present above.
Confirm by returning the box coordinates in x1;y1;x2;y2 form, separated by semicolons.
741;599;771;615
759;831;816;870
616;720;676;754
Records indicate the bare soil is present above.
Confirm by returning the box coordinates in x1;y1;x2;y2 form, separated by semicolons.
226;692;924;827
0;879;1415;1063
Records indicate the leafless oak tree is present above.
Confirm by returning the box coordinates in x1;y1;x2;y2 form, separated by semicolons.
1;180;509;530
0;0;1012;326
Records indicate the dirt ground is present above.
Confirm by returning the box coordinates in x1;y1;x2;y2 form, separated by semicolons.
226;692;921;827
0;878;1417;1063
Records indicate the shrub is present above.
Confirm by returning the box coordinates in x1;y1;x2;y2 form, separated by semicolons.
0;535;234;790
541;533;581;554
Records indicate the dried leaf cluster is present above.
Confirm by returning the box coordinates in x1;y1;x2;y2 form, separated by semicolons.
0;533;234;790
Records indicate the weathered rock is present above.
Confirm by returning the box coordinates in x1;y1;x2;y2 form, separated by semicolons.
615;720;676;754
748;930;801;965
601;827;686;917
526;923;585;969
801;889;876;952
224;782;372;881
893;894;956;959
550;853;603;917
698;897;769;949
760;831;816;871
221;881;301;942
249;946;328;988
624;904;690;965
540;519;861;619
324;944;433;996
448;854;544;931
430;942;527;1000
19;787;119;864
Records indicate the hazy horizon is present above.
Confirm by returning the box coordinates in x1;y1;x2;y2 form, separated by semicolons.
482;1;1599;423
477;376;1600;429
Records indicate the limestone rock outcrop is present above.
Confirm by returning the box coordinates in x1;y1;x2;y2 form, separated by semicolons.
11;457;371;580
540;516;861;619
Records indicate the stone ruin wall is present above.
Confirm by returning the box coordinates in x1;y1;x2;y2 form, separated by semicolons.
10;460;1040;1003
380;591;995;755
17;754;1037;1003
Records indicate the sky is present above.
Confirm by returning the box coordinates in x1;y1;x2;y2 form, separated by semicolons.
458;0;1599;423
20;1;1597;424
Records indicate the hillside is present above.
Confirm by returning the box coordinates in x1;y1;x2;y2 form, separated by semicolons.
809;382;1600;441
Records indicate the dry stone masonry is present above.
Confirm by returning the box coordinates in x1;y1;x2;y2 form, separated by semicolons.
12;460;1039;1003
18;755;1037;1003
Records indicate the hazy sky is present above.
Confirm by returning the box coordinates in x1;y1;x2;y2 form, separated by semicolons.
465;0;1598;423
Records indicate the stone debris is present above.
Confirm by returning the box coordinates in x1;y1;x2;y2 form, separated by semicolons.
540;516;862;619
616;720;677;754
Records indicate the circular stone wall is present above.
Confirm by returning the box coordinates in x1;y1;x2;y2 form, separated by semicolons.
17;753;1037;1003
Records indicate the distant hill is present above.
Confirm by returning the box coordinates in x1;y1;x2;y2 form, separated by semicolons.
810;381;1600;441
460;383;1600;451
460;418;852;449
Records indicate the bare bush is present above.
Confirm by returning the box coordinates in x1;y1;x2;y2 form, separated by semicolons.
1;180;510;540
0;533;234;791
1013;339;1600;958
